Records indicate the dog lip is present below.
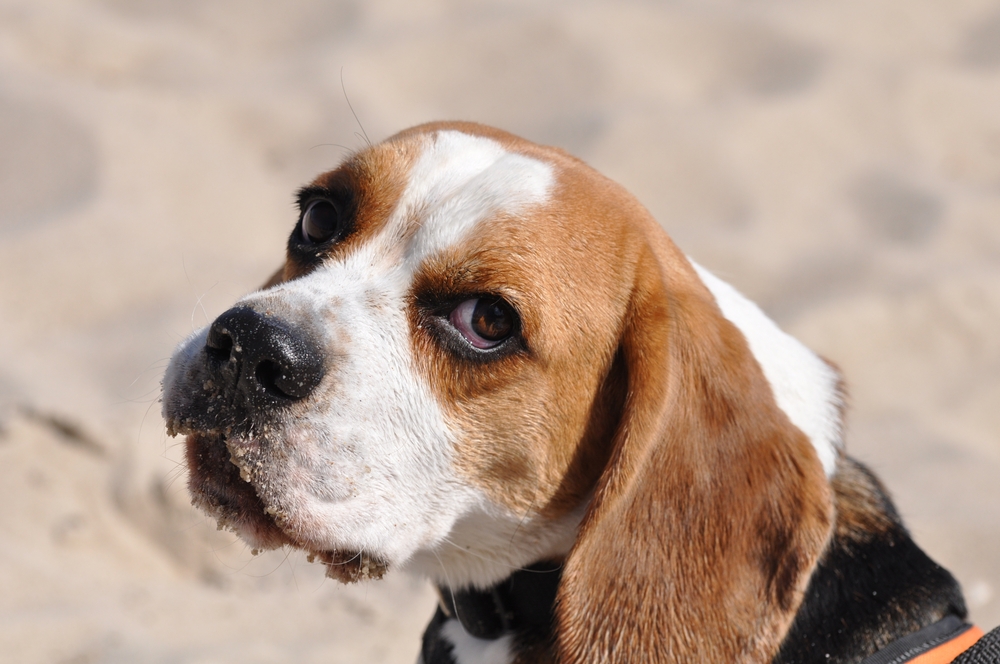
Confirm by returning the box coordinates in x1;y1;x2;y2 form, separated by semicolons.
184;430;292;550
183;430;392;583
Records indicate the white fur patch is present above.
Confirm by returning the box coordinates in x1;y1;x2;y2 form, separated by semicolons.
405;498;586;589
399;130;555;266
441;619;514;664
691;262;842;475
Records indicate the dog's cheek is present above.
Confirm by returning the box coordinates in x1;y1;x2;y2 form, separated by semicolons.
223;419;353;508
277;421;367;503
228;385;464;560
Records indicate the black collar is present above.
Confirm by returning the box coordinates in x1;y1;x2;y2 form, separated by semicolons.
860;615;977;664
437;561;562;640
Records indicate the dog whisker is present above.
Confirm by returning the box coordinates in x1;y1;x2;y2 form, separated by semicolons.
340;67;370;148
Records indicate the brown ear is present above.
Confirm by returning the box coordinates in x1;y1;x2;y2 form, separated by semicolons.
556;243;834;662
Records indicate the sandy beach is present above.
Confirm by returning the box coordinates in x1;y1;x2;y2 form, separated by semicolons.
1;1;998;661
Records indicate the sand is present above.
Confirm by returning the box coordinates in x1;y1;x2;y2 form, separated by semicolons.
1;1;998;662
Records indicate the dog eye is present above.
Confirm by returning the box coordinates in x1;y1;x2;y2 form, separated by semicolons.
448;297;516;349
300;200;342;244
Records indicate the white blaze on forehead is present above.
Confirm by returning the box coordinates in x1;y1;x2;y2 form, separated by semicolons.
393;130;554;263
691;262;842;476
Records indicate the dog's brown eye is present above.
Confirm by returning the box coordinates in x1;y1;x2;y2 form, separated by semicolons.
449;297;516;349
301;200;341;244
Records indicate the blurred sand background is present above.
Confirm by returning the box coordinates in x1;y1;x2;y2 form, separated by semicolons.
1;1;999;662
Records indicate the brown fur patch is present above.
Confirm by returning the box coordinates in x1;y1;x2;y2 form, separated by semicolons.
830;456;897;542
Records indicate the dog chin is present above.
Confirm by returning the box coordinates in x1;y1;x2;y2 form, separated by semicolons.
181;430;390;583
306;550;389;583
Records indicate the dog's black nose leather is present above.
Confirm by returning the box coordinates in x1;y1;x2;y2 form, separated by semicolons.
205;306;324;407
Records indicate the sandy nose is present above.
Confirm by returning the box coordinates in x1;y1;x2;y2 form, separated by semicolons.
205;306;325;406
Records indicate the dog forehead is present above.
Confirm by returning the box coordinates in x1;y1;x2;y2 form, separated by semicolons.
387;129;556;263
266;130;561;317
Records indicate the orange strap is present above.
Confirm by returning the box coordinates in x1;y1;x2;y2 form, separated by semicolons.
909;625;984;664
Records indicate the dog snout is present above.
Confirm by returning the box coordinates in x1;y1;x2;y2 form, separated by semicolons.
205;306;324;407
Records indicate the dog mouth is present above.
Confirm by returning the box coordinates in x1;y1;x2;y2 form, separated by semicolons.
178;427;388;583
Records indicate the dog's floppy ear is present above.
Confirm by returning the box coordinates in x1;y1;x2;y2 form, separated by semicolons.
556;241;835;662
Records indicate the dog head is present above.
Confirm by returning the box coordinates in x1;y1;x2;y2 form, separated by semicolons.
163;122;840;660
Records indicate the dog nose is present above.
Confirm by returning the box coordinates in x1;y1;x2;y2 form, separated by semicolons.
205;306;324;404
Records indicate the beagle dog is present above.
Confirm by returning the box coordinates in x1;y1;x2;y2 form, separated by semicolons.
163;122;990;663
